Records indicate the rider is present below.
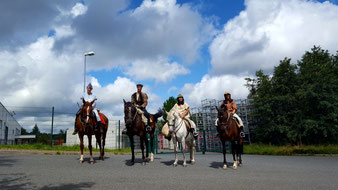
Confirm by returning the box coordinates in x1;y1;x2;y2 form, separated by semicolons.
131;84;151;131
216;92;245;138
72;83;101;135
169;94;198;139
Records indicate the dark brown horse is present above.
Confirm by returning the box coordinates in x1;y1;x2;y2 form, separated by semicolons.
75;99;109;163
216;106;243;169
123;100;162;165
94;111;109;161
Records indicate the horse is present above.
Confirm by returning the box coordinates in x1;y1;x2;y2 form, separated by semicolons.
167;109;196;167
147;110;163;162
215;106;243;169
123;100;162;165
75;99;95;164
94;111;109;161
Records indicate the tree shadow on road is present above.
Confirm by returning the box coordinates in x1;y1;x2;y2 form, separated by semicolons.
40;182;95;190
0;156;17;168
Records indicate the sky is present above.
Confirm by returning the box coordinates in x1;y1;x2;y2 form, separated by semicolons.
1;0;338;132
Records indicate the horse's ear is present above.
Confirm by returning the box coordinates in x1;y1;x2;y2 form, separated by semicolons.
90;100;95;105
165;111;169;115
82;98;85;104
123;99;126;104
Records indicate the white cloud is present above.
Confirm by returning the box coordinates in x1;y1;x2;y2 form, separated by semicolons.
124;57;190;83
181;74;250;107
71;3;88;17
210;0;338;75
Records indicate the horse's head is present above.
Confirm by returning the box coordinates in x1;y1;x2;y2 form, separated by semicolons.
216;106;229;125
149;109;163;129
81;99;95;125
166;109;180;129
123;99;136;127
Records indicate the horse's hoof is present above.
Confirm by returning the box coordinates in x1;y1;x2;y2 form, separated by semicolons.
173;163;177;167
79;160;83;164
190;160;195;165
90;161;94;165
130;162;134;166
232;165;237;169
142;162;146;166
183;164;187;167
223;165;227;169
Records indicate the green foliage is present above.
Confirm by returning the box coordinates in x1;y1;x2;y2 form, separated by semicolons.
21;127;29;135
244;144;338;155
162;96;177;121
31;124;40;135
246;46;338;145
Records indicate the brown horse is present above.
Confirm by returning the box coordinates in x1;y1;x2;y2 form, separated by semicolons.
123;100;162;165
216;106;243;169
94;111;109;161
75;100;95;164
75;99;108;163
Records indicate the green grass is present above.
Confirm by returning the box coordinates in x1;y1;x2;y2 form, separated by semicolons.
0;143;131;154
244;144;338;155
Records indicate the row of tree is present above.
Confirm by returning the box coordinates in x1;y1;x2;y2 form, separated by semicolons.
21;124;66;144
245;46;338;145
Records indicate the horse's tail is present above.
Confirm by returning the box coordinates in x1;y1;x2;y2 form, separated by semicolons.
153;108;163;120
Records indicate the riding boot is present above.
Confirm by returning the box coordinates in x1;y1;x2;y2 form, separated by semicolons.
72;121;78;135
122;128;128;135
95;121;101;132
239;126;245;138
165;135;172;141
146;119;152;132
191;128;198;139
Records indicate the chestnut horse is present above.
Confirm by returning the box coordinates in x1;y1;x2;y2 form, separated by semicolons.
147;110;163;162
216;107;243;169
94;112;109;161
75;100;108;163
123;100;162;165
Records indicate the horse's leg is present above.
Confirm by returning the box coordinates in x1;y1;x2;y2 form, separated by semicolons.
101;129;106;161
190;138;196;165
79;133;84;163
144;134;149;162
129;135;135;165
239;141;243;165
150;133;154;162
182;138;187;167
232;141;238;169
95;133;102;160
173;137;178;167
140;136;146;165
88;135;94;164
222;140;227;169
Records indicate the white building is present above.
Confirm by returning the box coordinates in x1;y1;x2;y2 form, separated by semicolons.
0;102;21;145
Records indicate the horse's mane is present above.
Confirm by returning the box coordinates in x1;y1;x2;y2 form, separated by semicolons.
166;108;177;120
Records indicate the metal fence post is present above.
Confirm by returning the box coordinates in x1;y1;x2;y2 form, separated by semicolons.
50;106;54;146
202;129;206;154
118;120;121;150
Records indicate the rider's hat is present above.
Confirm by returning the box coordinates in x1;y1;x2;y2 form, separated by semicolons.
136;84;143;87
224;91;230;95
87;83;93;89
177;94;184;98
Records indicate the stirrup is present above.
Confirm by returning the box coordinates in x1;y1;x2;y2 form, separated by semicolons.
122;128;128;135
72;131;78;135
240;131;245;138
146;126;152;132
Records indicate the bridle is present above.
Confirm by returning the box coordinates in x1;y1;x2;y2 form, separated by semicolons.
218;110;232;130
124;103;137;127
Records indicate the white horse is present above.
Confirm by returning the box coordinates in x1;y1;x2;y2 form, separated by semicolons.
167;109;196;167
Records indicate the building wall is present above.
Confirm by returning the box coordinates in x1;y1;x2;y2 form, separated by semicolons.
0;102;21;145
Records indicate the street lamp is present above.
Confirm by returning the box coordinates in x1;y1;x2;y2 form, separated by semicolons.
83;51;95;93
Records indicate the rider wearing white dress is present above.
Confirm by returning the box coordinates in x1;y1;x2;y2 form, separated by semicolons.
72;83;101;135
169;94;198;139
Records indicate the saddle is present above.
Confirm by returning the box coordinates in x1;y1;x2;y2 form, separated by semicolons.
183;119;191;130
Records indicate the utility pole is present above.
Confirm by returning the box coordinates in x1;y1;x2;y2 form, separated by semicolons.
50;106;54;146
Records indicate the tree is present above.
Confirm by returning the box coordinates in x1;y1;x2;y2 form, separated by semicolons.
162;96;177;121
245;46;338;145
21;127;29;135
31;124;40;135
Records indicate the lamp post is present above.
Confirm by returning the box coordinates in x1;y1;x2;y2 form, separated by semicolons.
83;51;95;93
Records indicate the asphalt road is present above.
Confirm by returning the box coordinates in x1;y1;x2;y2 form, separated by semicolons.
1;152;337;190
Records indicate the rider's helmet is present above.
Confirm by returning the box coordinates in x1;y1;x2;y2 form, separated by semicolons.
87;83;93;89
